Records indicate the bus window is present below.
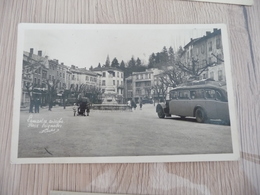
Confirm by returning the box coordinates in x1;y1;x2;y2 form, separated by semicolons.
190;91;196;99
205;89;216;99
190;89;204;99
197;89;205;99
170;91;178;99
178;91;190;99
216;90;224;101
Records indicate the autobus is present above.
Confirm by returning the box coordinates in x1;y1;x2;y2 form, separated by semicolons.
156;83;230;124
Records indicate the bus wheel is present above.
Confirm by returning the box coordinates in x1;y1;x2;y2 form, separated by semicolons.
195;108;207;123
157;107;165;118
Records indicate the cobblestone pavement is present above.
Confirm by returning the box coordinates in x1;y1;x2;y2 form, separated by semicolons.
18;104;233;158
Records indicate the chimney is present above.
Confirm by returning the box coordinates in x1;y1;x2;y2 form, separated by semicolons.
45;55;48;59
71;65;75;69
29;48;33;58
213;28;218;32
206;31;210;36
38;50;42;56
61;62;64;65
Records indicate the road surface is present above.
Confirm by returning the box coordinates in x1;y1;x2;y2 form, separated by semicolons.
18;104;233;158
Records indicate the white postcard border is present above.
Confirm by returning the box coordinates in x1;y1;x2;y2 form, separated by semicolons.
11;23;240;164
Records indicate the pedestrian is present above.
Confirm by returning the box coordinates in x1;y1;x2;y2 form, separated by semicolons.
86;101;91;116
48;100;52;111
34;98;40;113
29;98;35;113
72;103;77;116
127;100;131;107
139;98;143;110
131;99;136;110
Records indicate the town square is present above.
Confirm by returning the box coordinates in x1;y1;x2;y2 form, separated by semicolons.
18;104;232;158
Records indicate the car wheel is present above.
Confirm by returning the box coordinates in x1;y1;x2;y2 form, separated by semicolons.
195;108;207;123
157;107;165;118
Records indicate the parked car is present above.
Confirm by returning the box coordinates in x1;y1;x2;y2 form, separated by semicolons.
156;83;230;124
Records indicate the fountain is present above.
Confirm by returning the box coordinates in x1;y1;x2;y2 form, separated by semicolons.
91;70;131;111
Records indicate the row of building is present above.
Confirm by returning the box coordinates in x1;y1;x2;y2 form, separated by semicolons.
124;28;226;102
21;28;225;106
22;49;125;105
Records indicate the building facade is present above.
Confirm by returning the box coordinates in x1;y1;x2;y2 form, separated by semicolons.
93;67;124;94
125;68;161;102
21;48;103;107
181;28;225;83
22;49;49;106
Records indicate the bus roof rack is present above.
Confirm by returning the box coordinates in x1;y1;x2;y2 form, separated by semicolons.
179;79;226;87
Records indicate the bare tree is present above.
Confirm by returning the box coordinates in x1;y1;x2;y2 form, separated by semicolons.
24;82;37;113
153;74;171;103
161;66;183;88
176;53;224;80
43;79;60;111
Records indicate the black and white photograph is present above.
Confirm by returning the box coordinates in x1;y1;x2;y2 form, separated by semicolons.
11;24;239;164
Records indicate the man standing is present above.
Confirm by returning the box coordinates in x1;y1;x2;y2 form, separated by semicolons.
35;98;40;113
139;97;143;110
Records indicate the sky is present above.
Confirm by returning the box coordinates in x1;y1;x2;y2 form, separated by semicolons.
22;24;216;69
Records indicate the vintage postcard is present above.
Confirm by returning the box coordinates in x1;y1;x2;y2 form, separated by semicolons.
187;0;253;5
11;23;239;164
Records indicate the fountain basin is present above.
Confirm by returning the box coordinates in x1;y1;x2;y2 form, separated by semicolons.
91;104;131;111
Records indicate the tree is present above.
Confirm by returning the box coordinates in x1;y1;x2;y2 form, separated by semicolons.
85;86;103;104
24;82;37;113
176;46;184;61
111;57;119;68
160;46;169;65
105;55;110;67
153;74;171;102
44;79;60;111
128;56;136;68
119;60;126;70
161;66;183;88
136;57;142;67
168;46;175;66
148;53;156;69
148;47;169;69
176;54;223;80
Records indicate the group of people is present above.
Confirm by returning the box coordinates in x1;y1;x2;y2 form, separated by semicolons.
128;98;143;110
29;98;41;113
72;101;91;116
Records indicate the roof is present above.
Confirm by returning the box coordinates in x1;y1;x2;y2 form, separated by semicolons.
23;51;49;69
92;67;123;72
171;80;227;92
78;68;98;76
183;29;221;49
69;67;98;76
